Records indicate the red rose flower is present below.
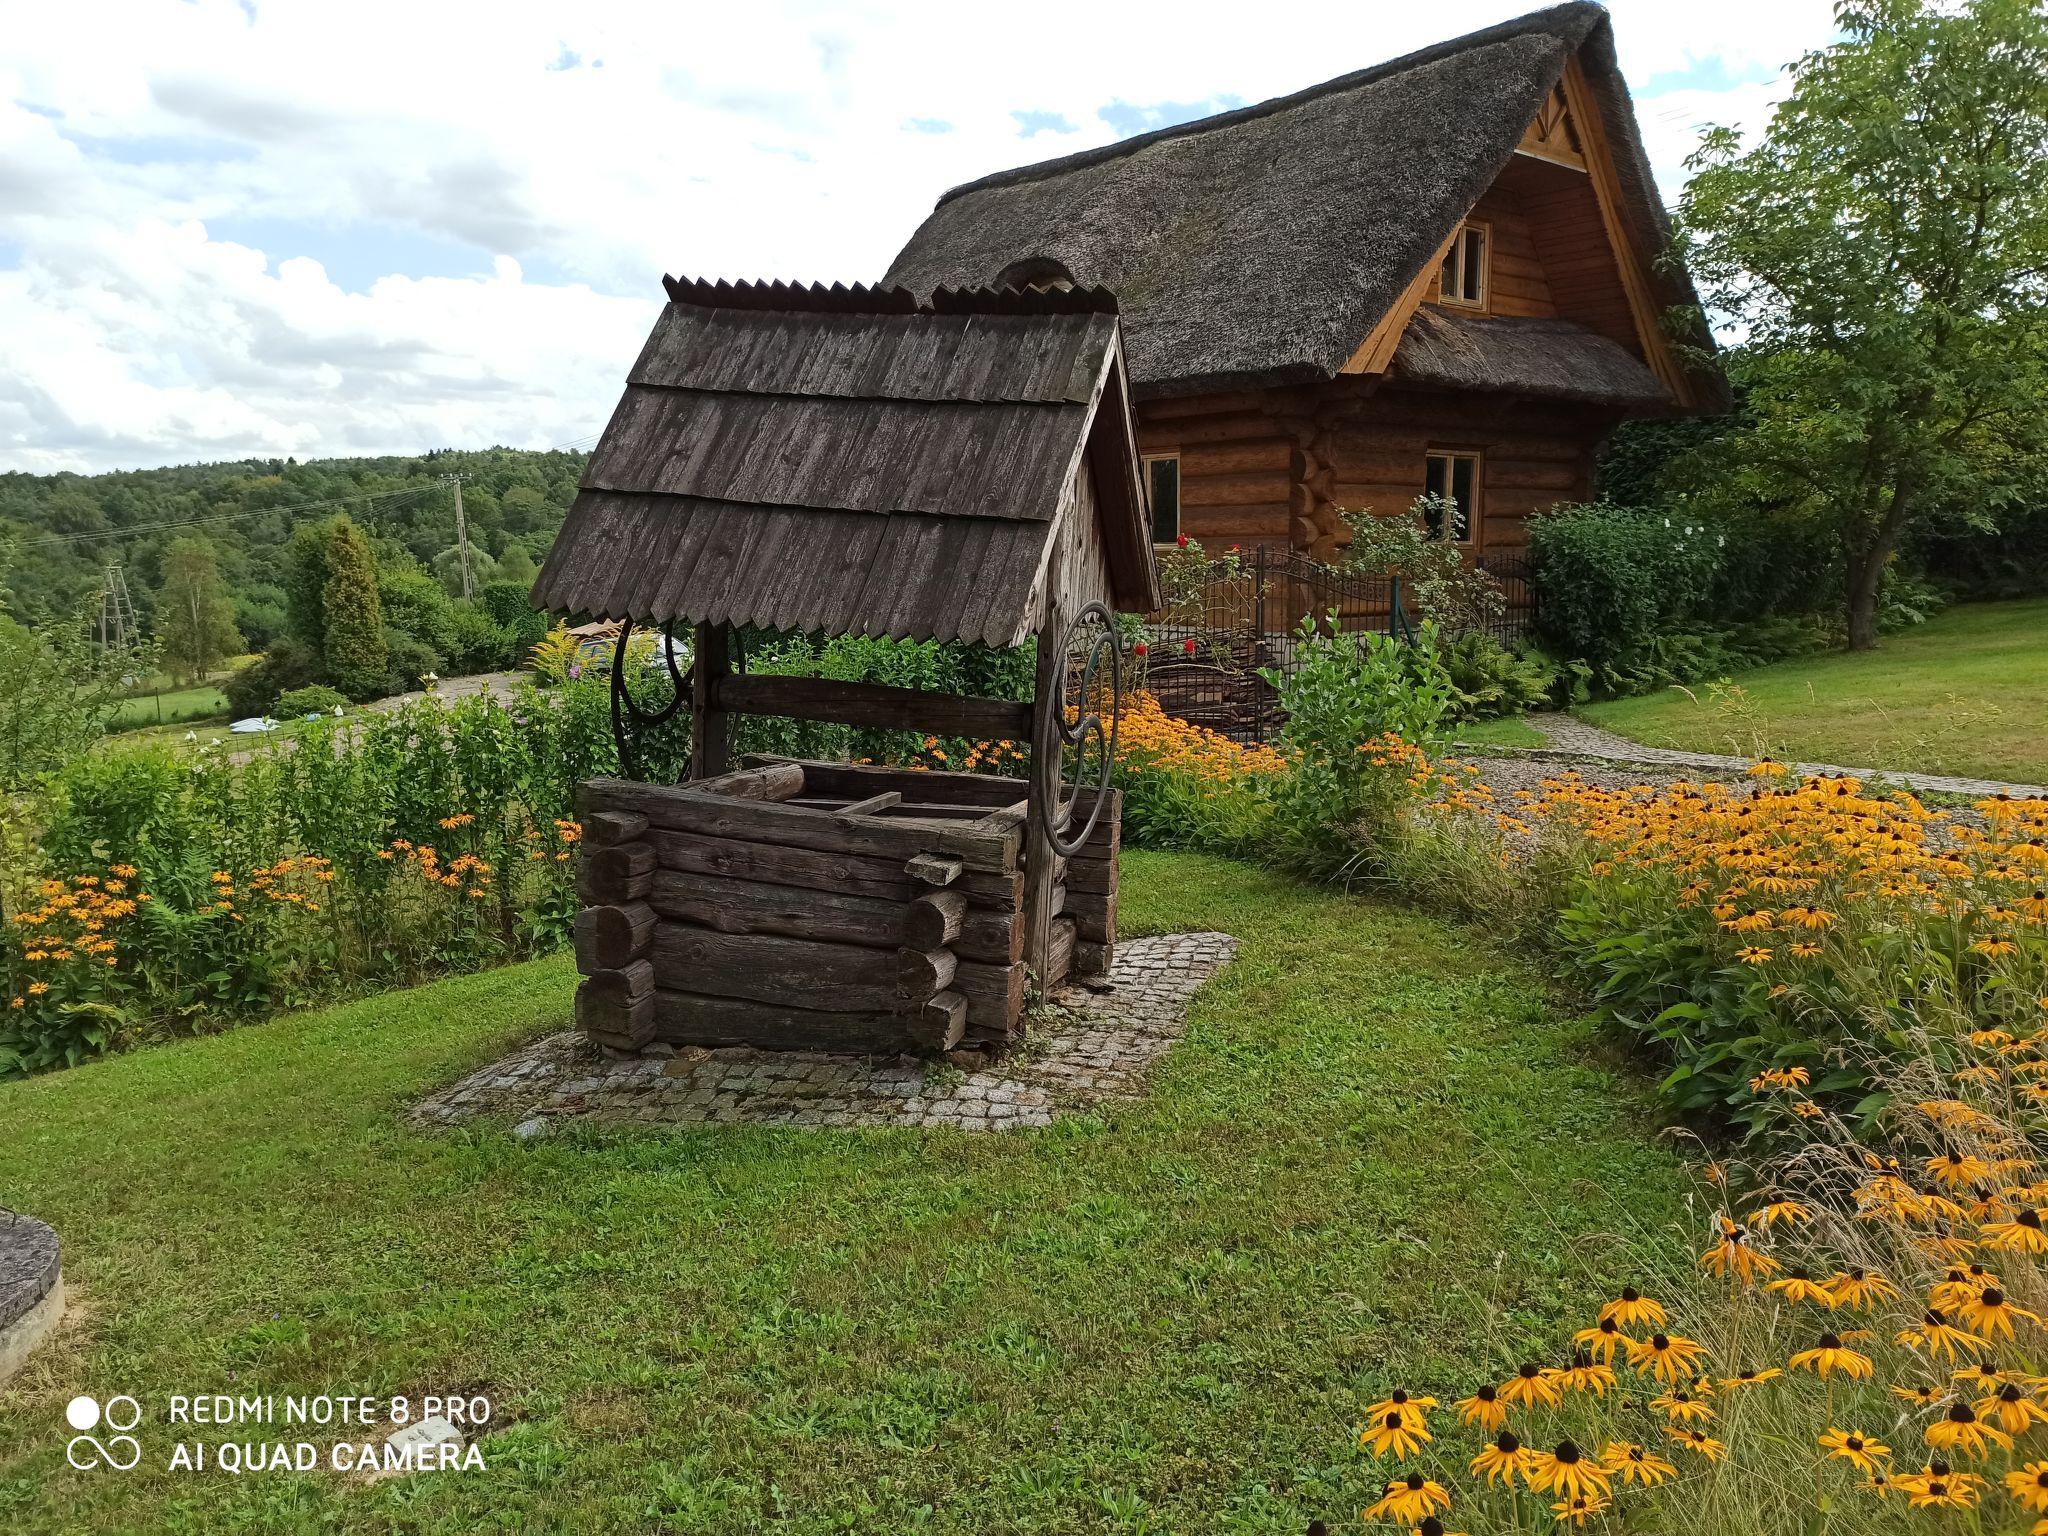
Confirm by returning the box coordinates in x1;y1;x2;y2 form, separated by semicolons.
1132;641;1148;657
1182;637;1196;654
1175;533;1189;547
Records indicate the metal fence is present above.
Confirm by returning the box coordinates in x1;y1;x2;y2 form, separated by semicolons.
1142;546;1539;745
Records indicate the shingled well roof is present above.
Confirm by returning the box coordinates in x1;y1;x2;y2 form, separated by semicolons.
531;279;1157;647
883;2;1724;410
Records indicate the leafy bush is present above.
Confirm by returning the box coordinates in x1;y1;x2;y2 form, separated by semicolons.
446;602;513;673
224;640;318;718
1338;500;1506;635
321;517;388;700
278;685;348;717
481;579;550;657
383;632;443;696
0;613;124;790
1528;503;1723;684
1435;631;1560;720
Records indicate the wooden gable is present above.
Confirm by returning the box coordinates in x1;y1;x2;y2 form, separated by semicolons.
1345;57;1696;409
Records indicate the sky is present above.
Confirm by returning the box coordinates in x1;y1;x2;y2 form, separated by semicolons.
0;0;1836;476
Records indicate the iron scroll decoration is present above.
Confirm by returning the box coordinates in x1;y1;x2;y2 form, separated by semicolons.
609;622;749;781
1038;600;1124;858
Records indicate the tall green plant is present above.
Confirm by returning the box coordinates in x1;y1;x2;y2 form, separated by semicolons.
321;516;387;700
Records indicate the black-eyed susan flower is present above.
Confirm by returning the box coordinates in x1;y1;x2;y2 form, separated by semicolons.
1719;1366;1782;1390
1817;1427;1890;1475
1980;1208;2048;1254
1496;1362;1561;1410
1358;1401;1433;1459
1891;1381;1947;1410
1700;1220;1779;1283
1598;1286;1666;1330
1601;1441;1677;1488
1926;1151;1994;1189
1571;1316;1629;1365
1412;1519;1465;1536
1469;1430;1533;1487
1626;1331;1709;1384
1978;1382;2048;1435
1898;1307;1985;1360
1957;1285;2039;1341
1666;1426;1726;1461
1826;1267;1897;1308
1549;1493;1609;1526
1746;1199;1812;1229
1452;1384;1505;1432
1526;1441;1609;1502
1748;1063;1810;1091
1860;1469;1893;1498
1649;1385;1714;1423
1766;1267;1839;1307
1790;1331;1873;1380
1925;1401;2013;1458
2005;1460;2048;1514
1554;1350;1615;1397
1363;1471;1451;1525
1897;1459;1983;1509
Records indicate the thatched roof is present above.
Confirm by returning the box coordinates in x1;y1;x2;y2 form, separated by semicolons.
883;3;1724;410
531;279;1158;647
1392;308;1669;405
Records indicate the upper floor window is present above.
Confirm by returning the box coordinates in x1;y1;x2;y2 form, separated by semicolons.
1424;451;1479;544
1438;223;1488;309
1142;453;1181;544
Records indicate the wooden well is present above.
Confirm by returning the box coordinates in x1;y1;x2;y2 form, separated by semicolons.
573;760;1119;1055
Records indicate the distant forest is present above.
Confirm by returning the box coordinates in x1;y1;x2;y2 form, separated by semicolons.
0;447;588;646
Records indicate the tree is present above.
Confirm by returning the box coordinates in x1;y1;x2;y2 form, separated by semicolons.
0;614;123;790
284;518;333;650
154;535;243;683
1677;0;2048;649
321;516;388;700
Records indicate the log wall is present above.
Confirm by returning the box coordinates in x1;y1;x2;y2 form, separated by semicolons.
572;763;1119;1056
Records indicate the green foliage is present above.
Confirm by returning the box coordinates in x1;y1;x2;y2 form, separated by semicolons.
320;516;388;700
153;535;243;684
1676;0;2048;649
446;602;513;673
284;517;332;650
0;612;125;791
1434;631;1560;721
1337;499;1506;635
6;682;611;1076
482;579;548;654
277;685;348;717
1528;503;1722;677
224;640;318;718
1260;617;1456;877
376;564;458;659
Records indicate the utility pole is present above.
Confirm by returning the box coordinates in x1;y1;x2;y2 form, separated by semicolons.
444;474;473;598
97;565;139;658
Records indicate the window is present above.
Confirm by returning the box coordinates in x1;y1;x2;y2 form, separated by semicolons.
1143;453;1180;544
1424;451;1479;544
1437;223;1488;308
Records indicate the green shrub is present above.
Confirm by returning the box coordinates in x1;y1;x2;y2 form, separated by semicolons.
1337;501;1506;635
1435;631;1559;720
224;641;318;718
321;517;388;701
278;685;348;717
1528;502;1722;682
446;602;513;673
383;632;442;696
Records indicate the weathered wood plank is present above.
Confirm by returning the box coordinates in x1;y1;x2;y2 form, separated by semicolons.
905;852;962;887
582;810;650;848
649;924;927;1013
650;990;952;1053
747;756;1028;808
834;791;902;818
691;621;731;778
579;842;655;903
648;829;919;902
695;762;806;801
900;946;956;996
903;889;967;949
579;985;655;1049
1045;915;1077;989
585;778;1019;869
1066;889;1115;945
574;901;657;972
715;674;1031;741
1074;938;1113;976
648;867;902;948
954;956;1026;1036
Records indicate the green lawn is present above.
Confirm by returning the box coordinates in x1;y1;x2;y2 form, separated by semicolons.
0;854;1689;1534
1448;714;1547;751
1581;599;2048;783
107;684;230;732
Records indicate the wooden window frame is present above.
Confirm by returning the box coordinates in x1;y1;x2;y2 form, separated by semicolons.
1141;451;1181;546
1423;449;1482;548
1437;220;1490;311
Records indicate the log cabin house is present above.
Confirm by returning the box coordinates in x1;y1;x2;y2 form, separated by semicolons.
883;2;1727;570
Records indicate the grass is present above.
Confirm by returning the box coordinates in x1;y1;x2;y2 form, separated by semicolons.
106;685;230;732
1580;598;2048;783
0;853;1690;1534
1447;714;1547;751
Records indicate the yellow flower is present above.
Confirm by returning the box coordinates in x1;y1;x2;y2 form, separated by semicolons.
1571;1317;1630;1364
1825;1267;1897;1308
1924;1402;2011;1459
1666;1427;1726;1461
1358;1401;1432;1459
1601;1441;1676;1487
1719;1366;1782;1390
1549;1493;1609;1526
1818;1427;1891;1475
1525;1441;1609;1502
1765;1267;1839;1307
1896;1460;1983;1509
1495;1362;1561;1410
1955;1284;2039;1341
1979;1383;2048;1436
1626;1331;1709;1384
2005;1460;2048;1514
1790;1332;1873;1380
1362;1471;1450;1525
1700;1220;1779;1283
1469;1430;1533;1487
1598;1287;1666;1329
1452;1386;1506;1432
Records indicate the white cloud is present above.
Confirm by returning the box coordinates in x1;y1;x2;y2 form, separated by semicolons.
2;0;1834;473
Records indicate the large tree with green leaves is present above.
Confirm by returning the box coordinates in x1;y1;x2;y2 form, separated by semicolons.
1677;0;2048;649
154;535;243;683
320;516;387;700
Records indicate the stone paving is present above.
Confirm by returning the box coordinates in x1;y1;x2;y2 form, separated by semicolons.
1514;714;2045;800
410;932;1238;1135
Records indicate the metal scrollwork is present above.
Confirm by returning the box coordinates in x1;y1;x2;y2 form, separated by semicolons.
609;620;689;781
1038;600;1124;857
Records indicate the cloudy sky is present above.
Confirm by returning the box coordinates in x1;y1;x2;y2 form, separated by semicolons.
0;0;1836;475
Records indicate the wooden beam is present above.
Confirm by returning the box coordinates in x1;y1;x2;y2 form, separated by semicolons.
714;674;1031;741
690;622;731;779
650;989;962;1053
834;791;903;819
694;762;805;801
1022;552;1064;990
574;901;657;972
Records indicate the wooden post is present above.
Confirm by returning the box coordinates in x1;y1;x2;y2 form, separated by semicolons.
1022;560;1064;992
690;621;731;780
